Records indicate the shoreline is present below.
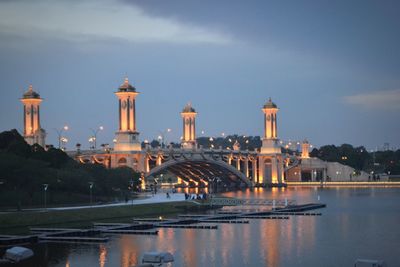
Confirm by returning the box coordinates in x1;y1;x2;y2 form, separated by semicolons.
285;181;400;187
0;201;210;235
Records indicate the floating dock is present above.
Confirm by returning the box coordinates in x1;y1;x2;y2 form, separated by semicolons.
0;202;326;246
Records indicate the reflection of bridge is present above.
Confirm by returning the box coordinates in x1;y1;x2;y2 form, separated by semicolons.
67;78;285;188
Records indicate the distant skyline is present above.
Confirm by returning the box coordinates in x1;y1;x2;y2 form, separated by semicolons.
0;0;399;150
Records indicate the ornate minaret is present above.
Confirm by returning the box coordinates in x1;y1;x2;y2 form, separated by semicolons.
114;77;141;152
301;139;310;158
20;85;46;147
258;98;284;184
181;102;197;149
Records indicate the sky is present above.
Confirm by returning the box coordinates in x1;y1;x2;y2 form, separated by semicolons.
0;0;399;151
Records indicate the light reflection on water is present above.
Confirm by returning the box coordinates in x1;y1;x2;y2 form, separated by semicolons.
36;187;400;267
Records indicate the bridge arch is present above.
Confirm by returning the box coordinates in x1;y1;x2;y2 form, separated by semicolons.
146;158;252;188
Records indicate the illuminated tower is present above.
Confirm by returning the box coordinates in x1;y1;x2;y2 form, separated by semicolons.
114;77;141;152
181;102;197;150
258;98;284;184
301;139;310;158
20;85;46;147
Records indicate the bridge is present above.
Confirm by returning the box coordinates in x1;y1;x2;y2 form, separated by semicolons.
21;78;366;186
65;78;286;188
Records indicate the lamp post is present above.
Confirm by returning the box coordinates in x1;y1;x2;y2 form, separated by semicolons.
54;125;69;149
89;126;104;150
158;128;172;148
130;179;134;204
43;184;49;210
60;137;68;151
89;182;94;206
336;171;340;181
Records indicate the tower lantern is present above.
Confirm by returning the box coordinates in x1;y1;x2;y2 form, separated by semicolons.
20;85;46;147
258;97;284;185
301;139;310;159
114;77;141;152
181;102;197;149
262;97;278;139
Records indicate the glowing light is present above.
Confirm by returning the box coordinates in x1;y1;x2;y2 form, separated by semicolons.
99;126;104;130
63;125;69;131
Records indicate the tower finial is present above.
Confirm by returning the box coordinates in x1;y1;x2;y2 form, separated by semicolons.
28;84;33;92
124;76;129;85
269;97;272;102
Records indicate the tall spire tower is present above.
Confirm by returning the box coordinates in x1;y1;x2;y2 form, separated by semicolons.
181;102;197;149
258;98;284;184
301;139;310;159
20;85;46;147
114;77;141;152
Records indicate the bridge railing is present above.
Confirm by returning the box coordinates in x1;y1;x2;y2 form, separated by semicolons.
210;198;296;207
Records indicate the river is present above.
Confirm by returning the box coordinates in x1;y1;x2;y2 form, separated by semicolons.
20;187;400;266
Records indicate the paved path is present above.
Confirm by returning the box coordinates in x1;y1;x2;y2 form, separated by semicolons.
2;193;189;213
49;193;188;211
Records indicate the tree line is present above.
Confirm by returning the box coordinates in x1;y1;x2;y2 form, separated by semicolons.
0;129;140;209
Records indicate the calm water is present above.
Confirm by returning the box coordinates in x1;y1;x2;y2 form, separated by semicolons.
16;187;400;266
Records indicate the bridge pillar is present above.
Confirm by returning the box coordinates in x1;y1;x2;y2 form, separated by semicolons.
236;157;241;171
252;159;258;183
156;155;162;166
145;157;150;172
244;158;249;178
228;156;232;165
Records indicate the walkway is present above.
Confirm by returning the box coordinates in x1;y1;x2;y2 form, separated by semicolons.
17;193;188;213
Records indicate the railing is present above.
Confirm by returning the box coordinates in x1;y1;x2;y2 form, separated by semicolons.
210;198;296;207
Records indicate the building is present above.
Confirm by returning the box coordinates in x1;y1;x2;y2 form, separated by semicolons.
285;139;370;182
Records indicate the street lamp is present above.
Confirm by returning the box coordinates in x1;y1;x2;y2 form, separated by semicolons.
89;126;104;150
129;179;135;204
89;182;94;206
60;137;68;151
43;184;49;210
54;125;69;149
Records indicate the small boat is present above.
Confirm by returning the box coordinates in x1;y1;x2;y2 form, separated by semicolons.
354;259;387;267
134;251;174;266
0;246;34;264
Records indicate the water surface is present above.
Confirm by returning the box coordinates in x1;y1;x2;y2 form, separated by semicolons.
18;187;400;266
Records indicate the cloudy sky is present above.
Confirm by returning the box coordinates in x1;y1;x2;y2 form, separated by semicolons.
0;0;399;150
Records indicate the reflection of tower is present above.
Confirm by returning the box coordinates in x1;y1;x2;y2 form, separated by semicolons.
20;85;46;147
114;77;141;152
301;139;310;158
258;98;284;184
181;102;197;150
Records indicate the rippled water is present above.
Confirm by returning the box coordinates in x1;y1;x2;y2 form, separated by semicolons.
23;187;400;266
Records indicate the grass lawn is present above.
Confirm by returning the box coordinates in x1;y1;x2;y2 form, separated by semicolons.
0;201;203;235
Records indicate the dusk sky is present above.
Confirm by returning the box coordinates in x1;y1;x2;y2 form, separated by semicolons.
0;0;399;150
